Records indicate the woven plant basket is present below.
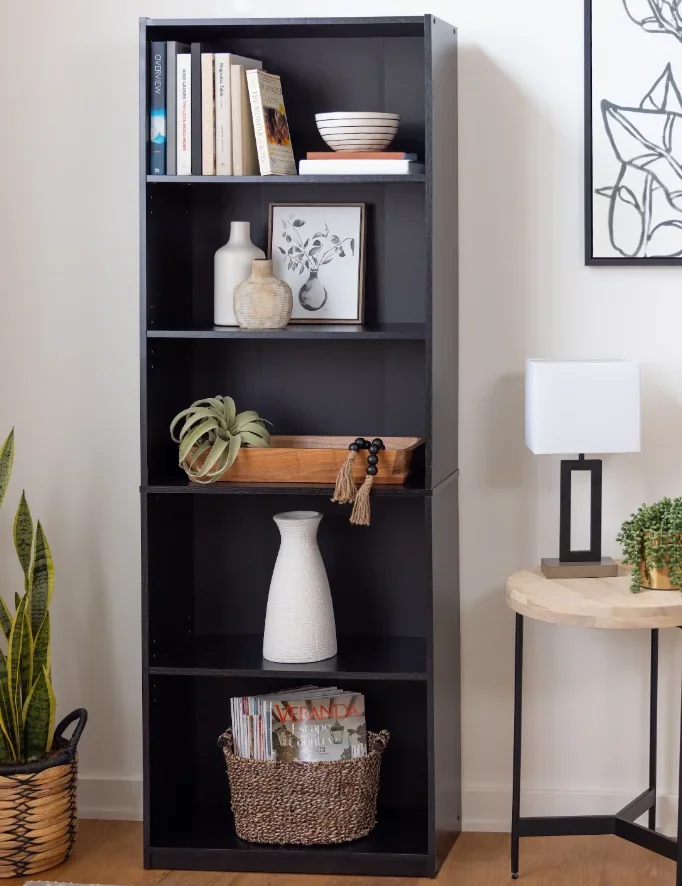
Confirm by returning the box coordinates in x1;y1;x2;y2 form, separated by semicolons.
0;709;87;878
218;727;389;845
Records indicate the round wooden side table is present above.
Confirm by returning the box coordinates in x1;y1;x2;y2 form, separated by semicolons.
506;565;682;882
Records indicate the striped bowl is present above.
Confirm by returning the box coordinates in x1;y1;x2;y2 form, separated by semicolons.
315;112;400;152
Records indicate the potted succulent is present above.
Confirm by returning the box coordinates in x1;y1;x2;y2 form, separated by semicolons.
170;395;270;484
617;497;682;593
0;429;87;877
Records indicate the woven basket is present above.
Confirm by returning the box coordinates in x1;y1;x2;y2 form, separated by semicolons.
0;709;87;878
218;727;389;845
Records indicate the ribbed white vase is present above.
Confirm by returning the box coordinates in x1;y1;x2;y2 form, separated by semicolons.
262;511;337;663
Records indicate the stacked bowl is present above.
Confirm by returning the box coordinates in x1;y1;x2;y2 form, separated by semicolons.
315;112;400;152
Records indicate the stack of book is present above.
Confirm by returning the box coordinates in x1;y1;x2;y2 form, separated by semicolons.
231;686;367;762
149;42;296;176
299;152;425;175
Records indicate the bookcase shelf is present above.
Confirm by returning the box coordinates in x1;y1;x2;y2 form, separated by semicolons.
147;322;427;340
141;14;459;879
147;174;426;184
150;635;427;680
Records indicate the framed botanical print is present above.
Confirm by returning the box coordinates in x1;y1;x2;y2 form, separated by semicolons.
268;203;366;323
585;0;682;264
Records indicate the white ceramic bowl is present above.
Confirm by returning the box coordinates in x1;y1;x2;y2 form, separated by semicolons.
315;112;400;152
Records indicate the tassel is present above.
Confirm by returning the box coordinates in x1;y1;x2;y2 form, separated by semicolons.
332;450;358;504
350;474;374;526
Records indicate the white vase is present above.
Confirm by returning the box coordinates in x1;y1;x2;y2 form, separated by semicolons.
262;511;337;663
214;222;265;326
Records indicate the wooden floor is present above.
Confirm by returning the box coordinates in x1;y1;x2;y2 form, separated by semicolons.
4;821;679;886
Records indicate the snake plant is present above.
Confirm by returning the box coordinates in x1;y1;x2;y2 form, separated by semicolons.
170;395;271;484
0;429;55;763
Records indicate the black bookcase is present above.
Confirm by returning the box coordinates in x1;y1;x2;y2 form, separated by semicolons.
140;15;459;878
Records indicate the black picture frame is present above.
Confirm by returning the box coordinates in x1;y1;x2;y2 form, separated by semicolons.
584;0;682;266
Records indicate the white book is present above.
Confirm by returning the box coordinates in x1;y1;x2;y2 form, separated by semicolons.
201;54;215;175
214;53;262;175
299;159;425;175
176;54;192;175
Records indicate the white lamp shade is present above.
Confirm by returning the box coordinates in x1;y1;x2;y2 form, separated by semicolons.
525;359;641;455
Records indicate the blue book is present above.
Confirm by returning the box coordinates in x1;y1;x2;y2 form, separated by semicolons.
150;41;166;174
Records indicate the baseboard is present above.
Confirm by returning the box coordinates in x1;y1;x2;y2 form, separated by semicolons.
462;785;678;836
77;777;143;821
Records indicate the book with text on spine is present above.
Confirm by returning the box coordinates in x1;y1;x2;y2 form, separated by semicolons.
231;65;259;176
176;54;191;175
190;43;212;175
201;53;215;175
246;69;296;176
166;41;189;175
150;42;166;174
214;54;262;175
299;159;424;175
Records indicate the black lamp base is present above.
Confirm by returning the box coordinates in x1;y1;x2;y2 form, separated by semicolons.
540;557;618;579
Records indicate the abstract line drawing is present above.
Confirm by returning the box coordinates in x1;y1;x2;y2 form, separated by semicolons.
596;64;682;258
622;0;682;41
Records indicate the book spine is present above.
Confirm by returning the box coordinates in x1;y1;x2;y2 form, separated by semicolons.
246;70;270;175
176;55;191;175
201;54;215;175
214;55;232;174
190;44;203;175
150;42;166;174
166;44;177;175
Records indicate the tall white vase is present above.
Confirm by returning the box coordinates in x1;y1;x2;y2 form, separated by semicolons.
263;511;337;663
214;222;265;326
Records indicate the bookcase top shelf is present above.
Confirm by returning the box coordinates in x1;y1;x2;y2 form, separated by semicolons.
142;16;437;39
146;175;426;184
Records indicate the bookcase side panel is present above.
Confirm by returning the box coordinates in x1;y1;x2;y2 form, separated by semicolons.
428;473;461;872
426;18;458;487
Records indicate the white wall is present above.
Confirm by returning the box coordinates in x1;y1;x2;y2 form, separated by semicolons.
1;0;681;827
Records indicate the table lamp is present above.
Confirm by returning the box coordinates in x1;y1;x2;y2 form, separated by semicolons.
525;359;641;579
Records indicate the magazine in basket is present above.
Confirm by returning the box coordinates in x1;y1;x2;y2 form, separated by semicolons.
230;686;367;762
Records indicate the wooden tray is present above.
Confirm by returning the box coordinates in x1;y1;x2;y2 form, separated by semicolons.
195;436;423;485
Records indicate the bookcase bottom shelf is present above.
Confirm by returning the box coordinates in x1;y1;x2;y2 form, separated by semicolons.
148;805;431;876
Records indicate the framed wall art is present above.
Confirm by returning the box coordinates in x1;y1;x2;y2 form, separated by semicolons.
268;203;366;323
585;0;682;265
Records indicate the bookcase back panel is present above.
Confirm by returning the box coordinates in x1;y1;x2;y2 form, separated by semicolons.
145;338;426;485
192;494;428;639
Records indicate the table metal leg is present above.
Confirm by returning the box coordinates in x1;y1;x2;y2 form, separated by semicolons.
675;653;682;886
511;614;524;879
649;629;658;831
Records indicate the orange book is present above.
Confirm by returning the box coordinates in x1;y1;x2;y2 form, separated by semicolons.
306;151;416;160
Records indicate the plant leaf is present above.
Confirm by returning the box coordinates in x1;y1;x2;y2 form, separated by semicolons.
312;233;325;240
647;219;682;256
30;522;53;636
278;246;286;254
19;604;33;712
222;396;236;427
178;418;219;463
292;219;305;227
0;429;14;512
0;650;16;761
195;435;230;478
235;420;270;441
0;598;11;641
225;432;242;472
240;431;271;447
231;411;261;431
23;667;55;761
33;613;50;679
13;492;33;593
7;595;28;753
350;238;355;256
331;235;340;244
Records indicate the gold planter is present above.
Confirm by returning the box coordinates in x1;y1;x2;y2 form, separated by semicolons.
639;562;680;591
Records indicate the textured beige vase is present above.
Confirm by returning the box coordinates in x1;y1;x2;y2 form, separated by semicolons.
233;259;293;330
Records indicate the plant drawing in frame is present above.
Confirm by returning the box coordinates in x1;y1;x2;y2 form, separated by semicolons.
586;0;682;263
269;204;366;323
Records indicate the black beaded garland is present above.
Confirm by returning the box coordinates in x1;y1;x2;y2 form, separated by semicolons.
372;438;385;450
368;444;379;455
367;454;379;466
349;442;361;452
355;437;367;447
366;465;378;476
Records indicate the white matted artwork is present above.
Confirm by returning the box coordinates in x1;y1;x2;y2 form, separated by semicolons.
269;203;365;322
586;0;682;264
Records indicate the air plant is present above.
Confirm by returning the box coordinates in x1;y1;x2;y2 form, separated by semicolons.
0;429;56;763
170;395;271;484
617;497;682;592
